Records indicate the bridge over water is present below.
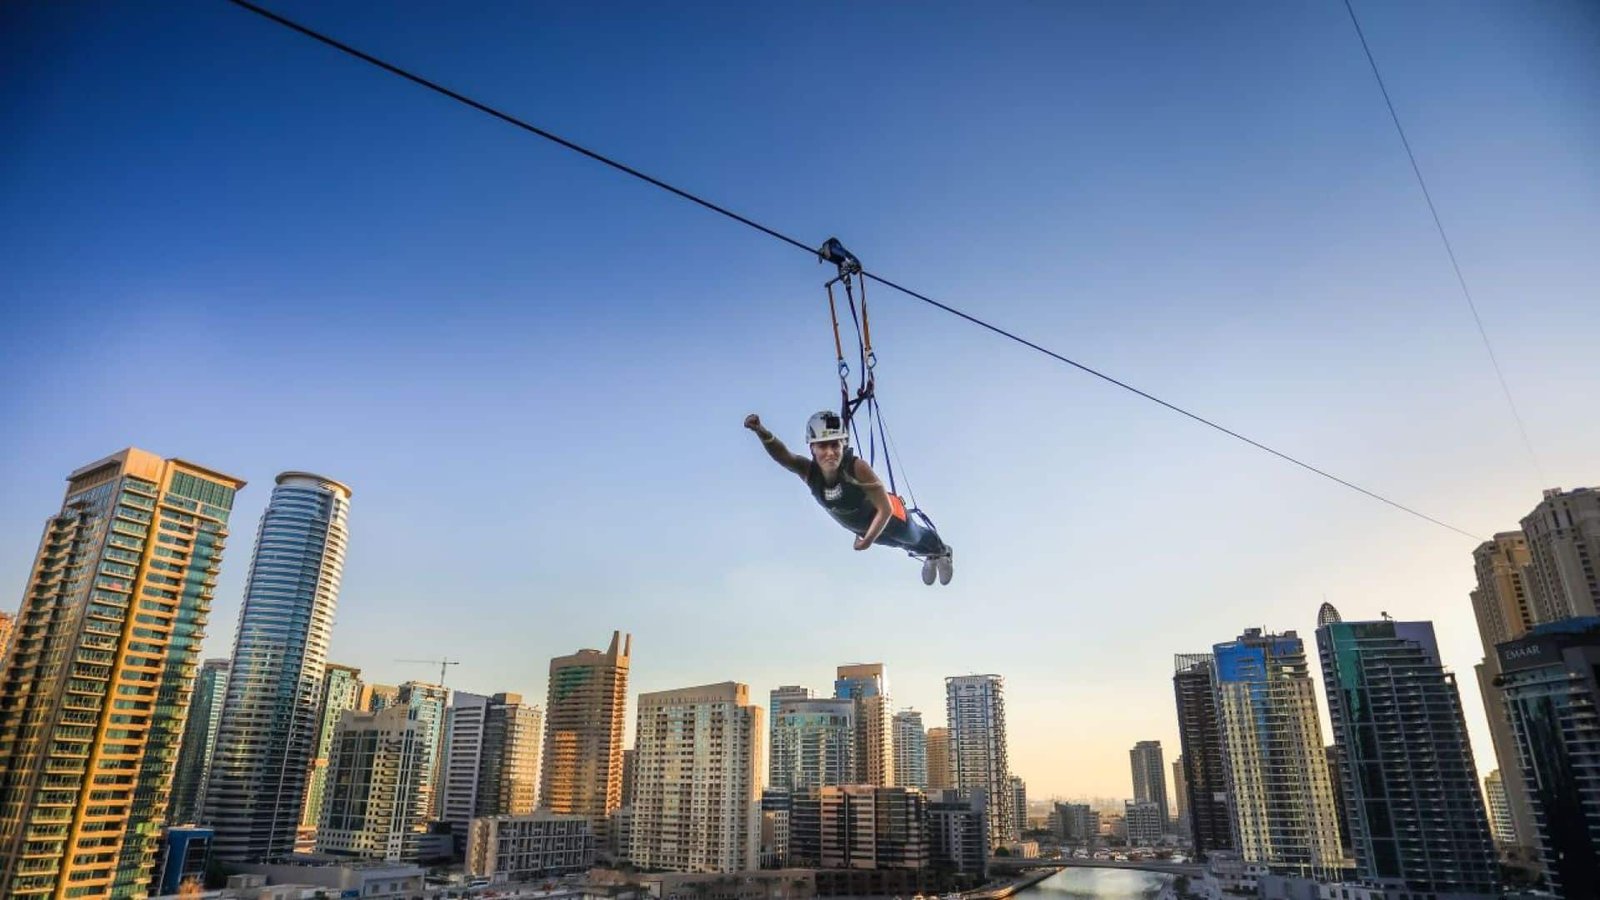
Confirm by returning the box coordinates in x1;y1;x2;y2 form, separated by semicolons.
988;857;1204;879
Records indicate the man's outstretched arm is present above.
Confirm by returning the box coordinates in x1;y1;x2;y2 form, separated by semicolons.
745;414;808;476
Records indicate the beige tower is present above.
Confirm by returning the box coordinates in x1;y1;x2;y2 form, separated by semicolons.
926;727;952;791
629;682;762;873
835;663;894;786
0;449;244;899
540;631;630;847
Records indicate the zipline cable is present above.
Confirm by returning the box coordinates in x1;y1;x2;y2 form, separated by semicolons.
226;0;1484;542
1341;0;1546;488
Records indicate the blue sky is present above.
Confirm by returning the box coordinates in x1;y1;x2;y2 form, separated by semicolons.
3;0;1597;798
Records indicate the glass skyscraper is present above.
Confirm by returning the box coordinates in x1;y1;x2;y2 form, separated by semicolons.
170;658;232;825
205;472;352;861
1316;610;1496;894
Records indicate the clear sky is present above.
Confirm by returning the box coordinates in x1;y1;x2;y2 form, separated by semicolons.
3;1;1597;800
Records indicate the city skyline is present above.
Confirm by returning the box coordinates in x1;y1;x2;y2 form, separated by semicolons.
4;1;1598;801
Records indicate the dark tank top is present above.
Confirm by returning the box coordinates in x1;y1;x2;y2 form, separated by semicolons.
806;449;876;534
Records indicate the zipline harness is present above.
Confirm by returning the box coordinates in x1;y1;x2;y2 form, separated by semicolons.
819;237;936;535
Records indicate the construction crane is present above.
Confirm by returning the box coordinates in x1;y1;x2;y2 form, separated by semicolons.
395;657;459;688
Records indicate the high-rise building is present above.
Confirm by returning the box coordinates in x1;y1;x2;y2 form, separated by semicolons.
1520;487;1600;621
361;683;399;712
892;709;927;789
770;698;855;792
206;472;352;862
316;707;427;861
1484;771;1515;850
1316;609;1497;895
819;786;928;869
442;692;490;838
396;681;448;819
480;693;542;817
467;811;594;880
0;610;13;662
1128;741;1168;833
1469;532;1541;860
1212;628;1341;876
1008;775;1027;838
1496;617;1600;896
1054;803;1099;844
1172;654;1232;857
925;727;952;791
621;748;637;809
171;659;232;825
302;663;363;833
629;682;762;873
0;449;243;900
1324;744;1352;856
945;674;1014;847
1171;757;1189;837
835;664;894;786
540;631;630;847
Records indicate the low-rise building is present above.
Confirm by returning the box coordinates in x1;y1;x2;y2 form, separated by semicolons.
927;790;987;878
467;810;595;881
819;785;928;869
228;857;426;899
1124;800;1164;847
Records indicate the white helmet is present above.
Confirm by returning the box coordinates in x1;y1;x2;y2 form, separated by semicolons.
805;410;850;445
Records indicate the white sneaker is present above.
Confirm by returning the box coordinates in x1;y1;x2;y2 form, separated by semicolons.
937;549;954;585
920;556;938;586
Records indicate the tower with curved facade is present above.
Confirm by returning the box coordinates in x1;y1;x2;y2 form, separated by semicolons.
204;472;352;861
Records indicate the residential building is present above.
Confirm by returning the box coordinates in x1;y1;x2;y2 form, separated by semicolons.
0;610;12;662
892;710;927;789
396;681;448;820
927;790;987;877
1171;757;1188;837
1468;531;1542;861
630;682;762;873
228;858;426;898
925;727;952;791
466;810;595;880
302;663;363;834
361;683;399;712
819;786;928;869
540;631;630;848
1325;744;1352;856
170;658;231;824
1484;771;1515;850
1212;628;1341;876
769;698;855;792
1054;802;1099;844
1316;609;1497;895
1520;487;1600;620
316;706;427;861
1172;653;1232;857
759;789;792;868
946;675;1014;847
0;449;243;899
835;664;894;786
206;471;353;862
622;748;637;808
1124;800;1163;846
479;693;542;817
1128;741;1168;833
1008;775;1026;838
1496;617;1600;896
442;692;491;840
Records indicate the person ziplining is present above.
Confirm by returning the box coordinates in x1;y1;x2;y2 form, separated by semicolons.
745;238;954;586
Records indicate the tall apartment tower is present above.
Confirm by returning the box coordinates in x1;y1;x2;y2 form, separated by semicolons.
770;698;855;791
1172;654;1233;857
945;674;1015;847
0;449;244;900
0;610;13;661
443;692;491;837
1520;487;1600;621
1212;628;1342;876
893;709;928;790
316;706;427;861
170;659;232;825
540;631;630;847
1008;775;1027;837
301;663;363;833
1496;618;1600;896
1128;741;1169;833
442;691;543;841
629;682;762;873
835;664;894;786
396;681;448;818
1171;757;1189;836
1316;609;1497;895
925;727;952;791
205;472;351;861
